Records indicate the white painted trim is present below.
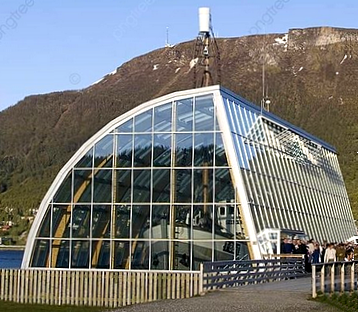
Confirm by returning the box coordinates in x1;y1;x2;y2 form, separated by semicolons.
214;94;261;260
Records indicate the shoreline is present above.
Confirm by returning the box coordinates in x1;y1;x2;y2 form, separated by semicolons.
0;245;25;250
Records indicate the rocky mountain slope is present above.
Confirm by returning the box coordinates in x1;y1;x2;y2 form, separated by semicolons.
1;26;358;239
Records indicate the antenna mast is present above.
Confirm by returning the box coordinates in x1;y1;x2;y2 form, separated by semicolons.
193;7;221;88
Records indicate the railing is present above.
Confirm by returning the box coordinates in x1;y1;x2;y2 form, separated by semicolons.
203;255;306;290
312;261;358;298
0;269;203;307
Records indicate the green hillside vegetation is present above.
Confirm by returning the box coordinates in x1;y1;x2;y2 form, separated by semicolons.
1;27;358;242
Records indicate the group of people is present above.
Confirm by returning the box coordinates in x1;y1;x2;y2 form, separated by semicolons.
280;238;356;265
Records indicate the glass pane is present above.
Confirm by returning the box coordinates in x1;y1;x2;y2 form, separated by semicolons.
115;205;130;238
38;206;51;237
134;110;152;132
53;172;72;203
92;205;111;238
214;241;234;261
194;95;214;131
30;239;49;267
91;240;110;269
194;133;214;166
134;134;152;167
52;205;71;238
116;134;132;167
133;170;151;202
131;241;149;269
176;98;193;131
73;170;92;203
173;241;191;270
215;169;235;202
214;203;237;239
116;118;133;133
94;135;113;168
194;169;213;203
72;205;90;238
174;169;192;203
93;169;112;203
116;170;132;203
175;205;191;235
152;205;170;239
151;241;169;270
175;133;192;167
153;133;171;167
193;241;212;270
193;205;213;239
132;205;150;239
154;103;172;132
215;133;228;166
53;240;70;268
71;240;90;268
75;148;93;168
152;169;170;203
114;241;130;269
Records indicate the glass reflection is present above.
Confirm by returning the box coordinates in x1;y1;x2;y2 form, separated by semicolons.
75;148;93;168
53;240;70;268
72;205;90;238
115;205;130;238
132;205;150;239
134;134;152;167
215;169;235;202
92;205;111;238
154;103;172;132
194;95;214;131
134;110;152;132
175;133;192;167
133;170;151;202
131;241;149;269
38;207;51;237
117;134;133;167
152;205;170;239
152;169;170;203
116;118;133;133
52;205;71;238
153;133;171;167
215;133;228;166
176;98;193;131
116;170;132;203
31;240;49;267
194;169;213;203
151;241;169;270
194;133;214;166
174;170;192;203
114;241;130;269
93;169;112;203
71;240;90;268
53;172;72;203
193;205;213;239
73;170;92;203
94;135;113;168
91;240;110;269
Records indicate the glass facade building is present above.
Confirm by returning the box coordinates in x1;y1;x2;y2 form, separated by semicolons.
22;86;356;270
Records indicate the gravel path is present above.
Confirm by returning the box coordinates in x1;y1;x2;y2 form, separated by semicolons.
110;277;341;312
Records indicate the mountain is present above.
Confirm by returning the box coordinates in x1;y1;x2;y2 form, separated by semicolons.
1;26;358;241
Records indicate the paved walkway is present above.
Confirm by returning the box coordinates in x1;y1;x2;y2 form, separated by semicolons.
113;277;341;312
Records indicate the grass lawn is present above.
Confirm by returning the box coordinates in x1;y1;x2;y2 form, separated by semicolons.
316;292;358;312
0;300;108;312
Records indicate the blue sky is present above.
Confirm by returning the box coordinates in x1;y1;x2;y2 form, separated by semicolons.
0;0;357;111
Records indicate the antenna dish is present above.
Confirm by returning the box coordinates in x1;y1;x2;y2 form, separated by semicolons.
199;7;211;33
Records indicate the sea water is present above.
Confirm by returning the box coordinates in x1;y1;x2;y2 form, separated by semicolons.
0;249;24;268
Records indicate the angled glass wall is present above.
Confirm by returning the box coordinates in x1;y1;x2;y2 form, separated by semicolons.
223;92;356;247
28;92;249;270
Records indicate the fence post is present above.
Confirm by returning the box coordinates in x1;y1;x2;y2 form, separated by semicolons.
340;263;345;292
312;264;317;298
199;263;204;295
351;262;355;291
320;265;325;294
330;264;335;293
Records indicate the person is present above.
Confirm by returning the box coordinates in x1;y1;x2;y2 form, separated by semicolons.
281;238;293;254
311;243;321;264
344;249;354;261
324;243;336;262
